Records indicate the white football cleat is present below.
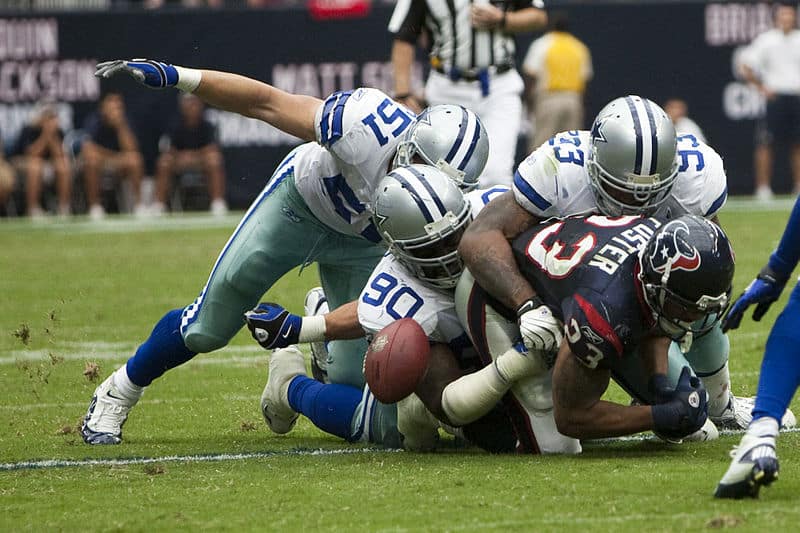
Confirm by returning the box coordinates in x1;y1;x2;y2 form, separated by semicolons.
304;287;330;383
261;346;306;434
681;417;720;442
81;374;137;445
715;433;779;498
397;393;440;452
711;394;796;430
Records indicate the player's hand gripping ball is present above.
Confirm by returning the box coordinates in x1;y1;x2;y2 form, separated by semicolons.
364;318;430;404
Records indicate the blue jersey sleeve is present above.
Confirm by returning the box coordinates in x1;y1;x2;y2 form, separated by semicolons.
769;195;800;277
314;88;415;167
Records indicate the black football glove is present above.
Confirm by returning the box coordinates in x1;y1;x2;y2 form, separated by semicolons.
651;366;708;440
244;302;301;350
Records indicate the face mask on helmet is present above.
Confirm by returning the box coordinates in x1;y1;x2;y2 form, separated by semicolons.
392;105;489;192
587;95;680;216
372;164;472;289
638;215;734;342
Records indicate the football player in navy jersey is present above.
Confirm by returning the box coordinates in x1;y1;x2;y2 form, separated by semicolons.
80;59;489;445
250;198;737;445
453;214;733;440
459;95;795;436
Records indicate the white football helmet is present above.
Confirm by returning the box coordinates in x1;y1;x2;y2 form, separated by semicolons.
373;164;471;289
587;95;679;216
393;105;489;192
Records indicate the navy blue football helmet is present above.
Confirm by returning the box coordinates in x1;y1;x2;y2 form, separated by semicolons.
639;215;734;340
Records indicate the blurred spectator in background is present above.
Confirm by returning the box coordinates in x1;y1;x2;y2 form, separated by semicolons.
389;0;548;188
522;11;592;152
11;103;73;219
739;2;800;201
664;98;706;143
0;132;15;212
153;93;228;216
81;91;145;220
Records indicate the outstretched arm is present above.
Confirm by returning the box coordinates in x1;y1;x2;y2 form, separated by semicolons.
769;195;800;276
552;343;653;439
552;341;708;440
320;300;365;340
723;195;800;330
194;70;321;142
95;60;322;142
245;300;364;351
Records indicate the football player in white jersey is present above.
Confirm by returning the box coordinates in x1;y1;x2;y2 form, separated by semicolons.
458;94;795;436
247;165;580;454
80;59;490;445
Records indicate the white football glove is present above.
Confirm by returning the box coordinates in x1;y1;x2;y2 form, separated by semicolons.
517;297;563;353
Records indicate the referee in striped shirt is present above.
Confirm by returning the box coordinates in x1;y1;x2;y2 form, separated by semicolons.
389;0;547;188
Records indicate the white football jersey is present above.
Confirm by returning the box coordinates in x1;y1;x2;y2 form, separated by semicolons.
513;130;728;220
292;88;416;241
357;186;508;342
358;254;464;343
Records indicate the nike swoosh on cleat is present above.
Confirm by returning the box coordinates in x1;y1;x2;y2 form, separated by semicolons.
106;390;127;401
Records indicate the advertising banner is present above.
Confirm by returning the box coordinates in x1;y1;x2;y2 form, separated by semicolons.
0;3;786;208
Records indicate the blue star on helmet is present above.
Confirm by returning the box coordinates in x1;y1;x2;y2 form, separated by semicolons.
590;119;607;143
415;108;433;126
374;212;388;228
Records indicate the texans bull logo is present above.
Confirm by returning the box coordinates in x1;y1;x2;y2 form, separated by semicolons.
648;220;701;273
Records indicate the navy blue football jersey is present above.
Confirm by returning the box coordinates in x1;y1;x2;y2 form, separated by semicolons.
511;215;662;369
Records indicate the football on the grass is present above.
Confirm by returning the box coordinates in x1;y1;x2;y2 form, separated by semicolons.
364;318;430;404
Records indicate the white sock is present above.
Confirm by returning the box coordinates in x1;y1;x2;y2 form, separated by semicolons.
112;366;144;403
441;364;510;426
494;346;546;382
701;362;732;417
748;417;779;439
396;394;440;452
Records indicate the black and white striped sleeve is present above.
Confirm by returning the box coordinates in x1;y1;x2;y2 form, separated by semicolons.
388;0;428;43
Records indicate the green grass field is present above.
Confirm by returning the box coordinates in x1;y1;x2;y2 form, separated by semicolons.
2;200;799;532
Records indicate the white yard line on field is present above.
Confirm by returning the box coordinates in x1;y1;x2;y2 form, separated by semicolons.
2;428;798;472
0;447;403;472
593;426;800;443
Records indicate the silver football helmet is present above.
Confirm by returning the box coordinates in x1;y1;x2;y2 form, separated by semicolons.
373;164;472;289
393;105;489;192
587;95;679;216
